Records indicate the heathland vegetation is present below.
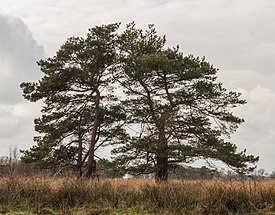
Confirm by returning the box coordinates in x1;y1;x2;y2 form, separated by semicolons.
1;149;273;214
0;176;274;214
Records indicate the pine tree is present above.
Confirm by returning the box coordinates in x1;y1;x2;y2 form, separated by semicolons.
112;23;258;181
20;23;126;177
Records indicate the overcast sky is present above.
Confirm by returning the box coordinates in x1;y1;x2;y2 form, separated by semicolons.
0;0;274;173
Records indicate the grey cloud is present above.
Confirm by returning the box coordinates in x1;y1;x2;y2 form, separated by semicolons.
0;15;44;105
0;15;44;153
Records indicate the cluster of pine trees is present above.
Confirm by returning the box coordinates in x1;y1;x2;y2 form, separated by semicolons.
20;22;258;182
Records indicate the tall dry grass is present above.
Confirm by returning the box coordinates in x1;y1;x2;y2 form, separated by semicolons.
0;176;274;214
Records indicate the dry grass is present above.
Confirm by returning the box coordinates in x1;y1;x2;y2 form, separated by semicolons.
0;176;274;214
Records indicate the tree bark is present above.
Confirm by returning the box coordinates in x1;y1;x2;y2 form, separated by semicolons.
84;88;100;178
155;113;169;182
155;148;168;182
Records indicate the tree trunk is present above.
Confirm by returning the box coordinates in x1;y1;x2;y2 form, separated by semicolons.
155;114;169;182
155;153;168;182
155;138;168;181
84;88;100;178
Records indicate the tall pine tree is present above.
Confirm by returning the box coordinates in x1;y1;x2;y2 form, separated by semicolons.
112;23;258;181
21;23;126;177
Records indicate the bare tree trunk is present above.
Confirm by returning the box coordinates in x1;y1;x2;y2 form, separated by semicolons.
9;146;19;176
84;89;100;178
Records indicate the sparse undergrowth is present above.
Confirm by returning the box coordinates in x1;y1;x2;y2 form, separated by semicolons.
0;176;274;214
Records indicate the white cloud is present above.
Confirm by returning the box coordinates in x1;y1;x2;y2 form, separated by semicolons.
230;85;275;172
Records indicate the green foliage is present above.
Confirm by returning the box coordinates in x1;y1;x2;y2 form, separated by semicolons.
21;22;258;180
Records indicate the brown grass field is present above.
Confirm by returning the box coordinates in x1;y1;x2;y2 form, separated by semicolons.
0;176;274;214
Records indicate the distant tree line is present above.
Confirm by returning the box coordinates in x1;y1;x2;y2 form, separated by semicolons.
20;22;259;182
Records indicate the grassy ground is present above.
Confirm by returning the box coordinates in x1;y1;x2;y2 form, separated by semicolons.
3;209;275;215
0;176;274;214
